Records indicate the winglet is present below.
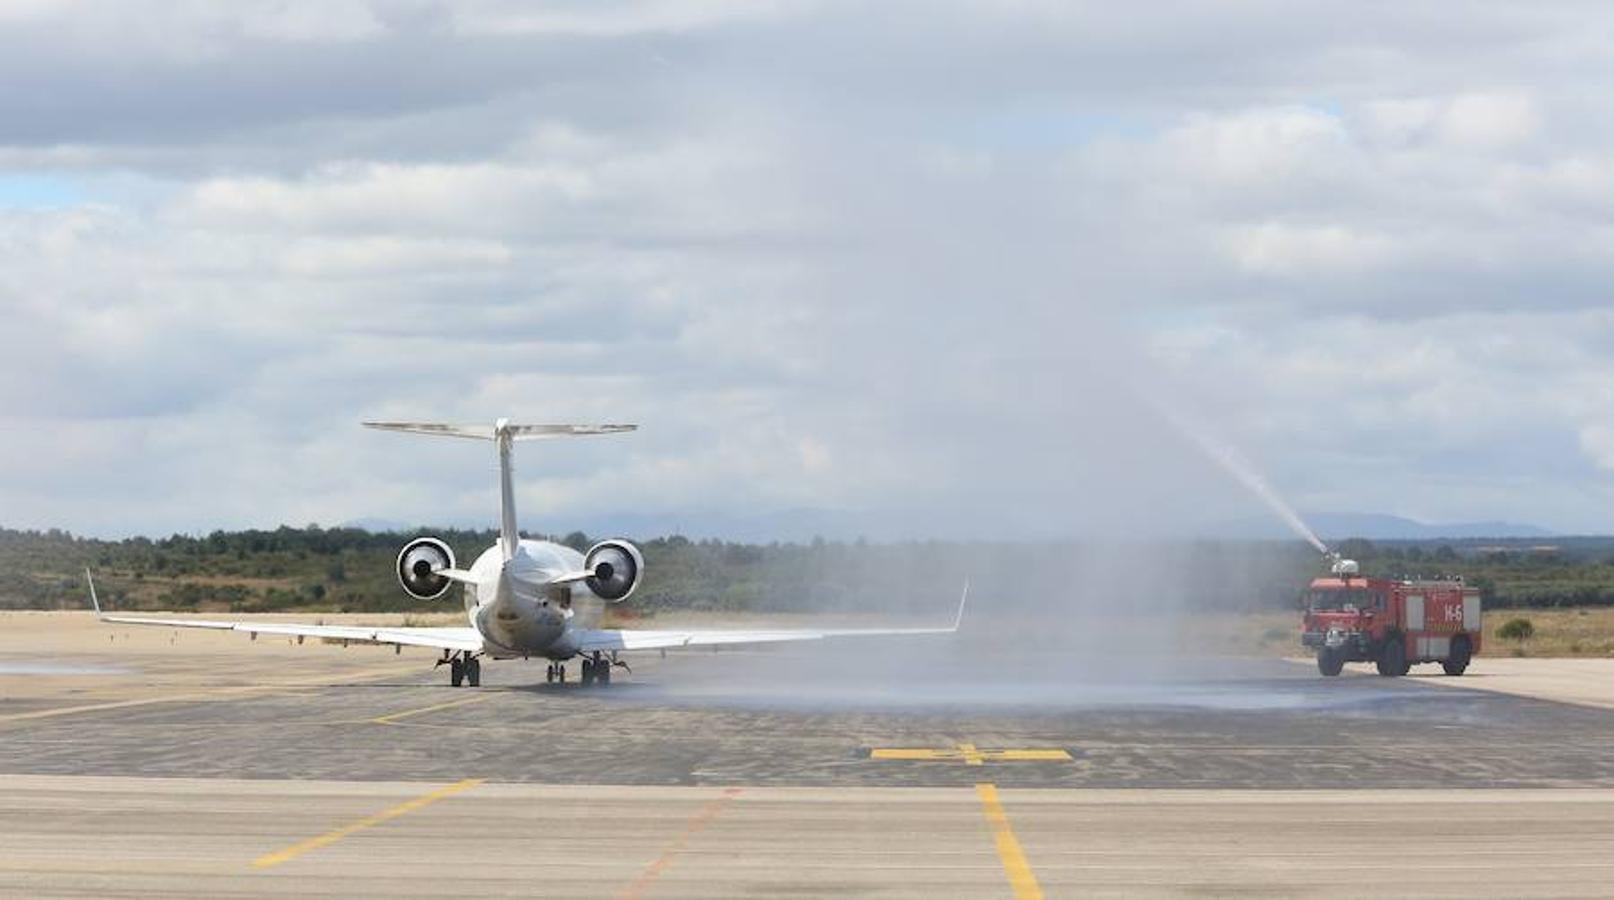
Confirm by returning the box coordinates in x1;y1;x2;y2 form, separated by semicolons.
84;568;103;617
951;579;969;632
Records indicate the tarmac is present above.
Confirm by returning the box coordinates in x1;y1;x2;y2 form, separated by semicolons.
6;612;1614;897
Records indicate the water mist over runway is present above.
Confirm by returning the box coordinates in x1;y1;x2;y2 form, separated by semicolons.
614;539;1345;714
610;647;1438;715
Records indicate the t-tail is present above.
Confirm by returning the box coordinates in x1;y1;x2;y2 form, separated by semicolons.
362;419;637;561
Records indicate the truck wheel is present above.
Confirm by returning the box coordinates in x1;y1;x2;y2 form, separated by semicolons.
1317;648;1345;677
1443;635;1472;676
1376;634;1407;678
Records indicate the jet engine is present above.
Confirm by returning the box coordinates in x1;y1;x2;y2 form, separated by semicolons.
584;539;643;602
395;537;456;601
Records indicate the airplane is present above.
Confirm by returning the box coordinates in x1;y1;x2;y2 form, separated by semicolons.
86;419;966;687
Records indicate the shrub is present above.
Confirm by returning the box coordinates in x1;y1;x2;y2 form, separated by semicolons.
1498;617;1535;641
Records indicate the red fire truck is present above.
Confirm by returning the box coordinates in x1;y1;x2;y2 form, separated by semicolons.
1300;560;1482;677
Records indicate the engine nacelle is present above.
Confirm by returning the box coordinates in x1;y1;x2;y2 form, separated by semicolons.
584;539;643;603
396;537;456;601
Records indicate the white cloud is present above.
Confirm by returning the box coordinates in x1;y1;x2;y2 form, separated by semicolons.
1440;91;1540;147
1224;222;1398;275
1358;91;1541;150
6;3;1614;537
1162;107;1350;186
1579;425;1614;471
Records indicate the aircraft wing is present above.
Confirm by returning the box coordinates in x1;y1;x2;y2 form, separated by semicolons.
572;583;969;653
86;572;482;652
97;615;484;652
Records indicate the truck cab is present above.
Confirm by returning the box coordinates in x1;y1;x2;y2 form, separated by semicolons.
1301;569;1481;678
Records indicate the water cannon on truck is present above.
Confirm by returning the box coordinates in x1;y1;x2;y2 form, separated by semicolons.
1301;556;1482;678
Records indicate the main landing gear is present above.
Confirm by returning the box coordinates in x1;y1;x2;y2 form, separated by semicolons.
437;651;481;687
581;651;628;687
546;652;629;687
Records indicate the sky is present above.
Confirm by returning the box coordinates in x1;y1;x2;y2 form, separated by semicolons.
5;1;1614;539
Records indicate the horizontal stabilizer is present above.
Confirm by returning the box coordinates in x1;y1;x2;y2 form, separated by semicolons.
363;422;636;441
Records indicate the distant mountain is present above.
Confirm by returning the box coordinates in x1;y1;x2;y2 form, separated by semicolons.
337;508;1556;544
621;509;1560;544
1208;511;1556;542
561;508;910;543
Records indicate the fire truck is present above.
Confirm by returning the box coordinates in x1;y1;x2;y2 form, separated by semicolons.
1300;559;1482;677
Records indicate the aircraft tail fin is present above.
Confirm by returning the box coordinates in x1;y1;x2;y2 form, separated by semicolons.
363;419;637;561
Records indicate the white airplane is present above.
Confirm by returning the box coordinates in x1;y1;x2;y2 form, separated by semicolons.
86;419;966;687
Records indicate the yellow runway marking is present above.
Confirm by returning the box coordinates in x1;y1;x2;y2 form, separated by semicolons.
975;783;1044;900
372;693;490;725
616;788;743;900
0;663;423;725
252;778;484;869
871;743;1072;765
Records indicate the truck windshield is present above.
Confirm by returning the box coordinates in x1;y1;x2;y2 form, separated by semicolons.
1308;589;1375;610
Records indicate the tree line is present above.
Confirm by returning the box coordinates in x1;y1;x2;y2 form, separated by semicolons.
5;526;1614;614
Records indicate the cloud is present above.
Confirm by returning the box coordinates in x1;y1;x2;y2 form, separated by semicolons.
1225;222;1398;275
5;3;1614;537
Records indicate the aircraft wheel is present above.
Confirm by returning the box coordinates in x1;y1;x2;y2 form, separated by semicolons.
598;663;612;686
450;658;465;687
466;657;481;687
557;664;566;684
581;658;596;686
546;664;555;684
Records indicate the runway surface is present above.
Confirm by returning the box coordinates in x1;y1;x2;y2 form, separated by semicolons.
8;776;1614;899
7;645;1614;788
6;615;1614;897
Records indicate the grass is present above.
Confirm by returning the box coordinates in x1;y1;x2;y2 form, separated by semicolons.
1481;607;1614;658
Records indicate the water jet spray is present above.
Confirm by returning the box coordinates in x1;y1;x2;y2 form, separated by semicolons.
1151;399;1345;571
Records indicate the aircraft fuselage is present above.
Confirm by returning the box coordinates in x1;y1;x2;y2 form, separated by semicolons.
464;539;602;660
